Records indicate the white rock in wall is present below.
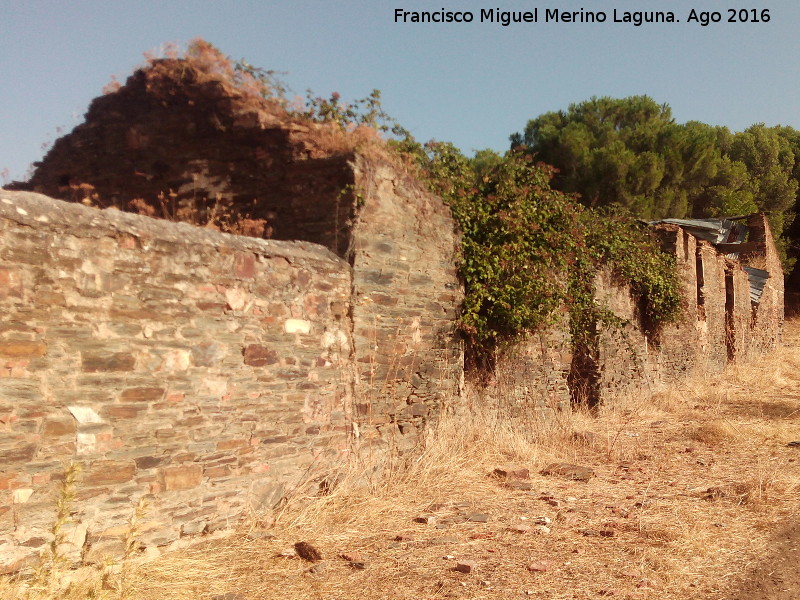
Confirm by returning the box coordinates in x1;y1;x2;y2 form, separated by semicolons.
285;319;311;334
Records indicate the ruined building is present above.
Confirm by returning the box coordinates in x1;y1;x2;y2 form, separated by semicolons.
0;54;783;570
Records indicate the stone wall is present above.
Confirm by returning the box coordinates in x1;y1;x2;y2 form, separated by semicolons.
490;215;784;407
349;157;463;448
11;56;464;447
0;154;464;571
0;190;358;571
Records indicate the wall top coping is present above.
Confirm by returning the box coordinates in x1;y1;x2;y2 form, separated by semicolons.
0;189;347;268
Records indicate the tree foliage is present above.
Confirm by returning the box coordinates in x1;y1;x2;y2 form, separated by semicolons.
511;96;800;263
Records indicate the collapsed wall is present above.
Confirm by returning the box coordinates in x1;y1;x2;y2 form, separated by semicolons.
492;214;784;408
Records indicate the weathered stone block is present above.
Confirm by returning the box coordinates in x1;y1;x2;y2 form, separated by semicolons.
234;253;256;279
160;465;203;491
120;387;165;403
42;418;77;437
0;444;37;464
86;460;136;486
243;344;278;366
81;352;135;372
0;341;46;359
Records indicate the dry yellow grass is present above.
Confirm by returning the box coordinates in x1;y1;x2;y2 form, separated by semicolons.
4;322;800;600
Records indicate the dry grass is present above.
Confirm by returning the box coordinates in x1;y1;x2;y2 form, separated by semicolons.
4;323;800;600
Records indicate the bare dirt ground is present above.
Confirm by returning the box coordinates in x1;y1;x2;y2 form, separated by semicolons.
729;522;800;600
3;323;800;600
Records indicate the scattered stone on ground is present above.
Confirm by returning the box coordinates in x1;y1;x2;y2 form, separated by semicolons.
338;551;361;562
527;560;550;572
540;463;595;482
294;541;322;562
492;465;531;479
466;513;490;523
413;515;437;525
455;560;478;574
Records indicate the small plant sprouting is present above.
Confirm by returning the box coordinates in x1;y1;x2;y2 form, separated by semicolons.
104;496;149;600
25;462;82;599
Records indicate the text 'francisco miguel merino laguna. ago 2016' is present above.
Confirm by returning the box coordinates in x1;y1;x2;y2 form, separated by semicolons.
393;8;678;26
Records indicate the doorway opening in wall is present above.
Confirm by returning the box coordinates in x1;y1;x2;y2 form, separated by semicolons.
725;270;735;362
696;249;706;321
567;323;601;412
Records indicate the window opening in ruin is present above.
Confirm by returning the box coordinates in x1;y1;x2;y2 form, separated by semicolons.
724;271;735;362
695;248;706;321
683;231;690;262
567;321;601;412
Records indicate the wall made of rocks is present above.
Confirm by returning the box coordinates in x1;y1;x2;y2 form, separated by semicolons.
348;158;463;450
744;214;784;353
0;190;354;571
596;218;782;401
489;217;784;410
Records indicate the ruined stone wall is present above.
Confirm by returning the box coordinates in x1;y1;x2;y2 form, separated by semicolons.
490;217;784;409
0;162;464;572
0;190;355;571
12;59;465;451
348;158;463;449
16;65;360;258
479;320;572;417
596;217;782;401
744;214;784;353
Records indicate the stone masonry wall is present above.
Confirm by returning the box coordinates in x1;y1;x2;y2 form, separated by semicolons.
348;157;463;450
12;58;465;451
0;190;355;572
490;216;783;409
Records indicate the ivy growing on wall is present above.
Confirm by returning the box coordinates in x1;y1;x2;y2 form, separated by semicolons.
409;141;683;369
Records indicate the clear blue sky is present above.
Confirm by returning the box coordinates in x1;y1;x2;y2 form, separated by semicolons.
2;0;799;182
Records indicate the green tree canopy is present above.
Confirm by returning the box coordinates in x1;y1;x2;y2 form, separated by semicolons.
511;97;799;261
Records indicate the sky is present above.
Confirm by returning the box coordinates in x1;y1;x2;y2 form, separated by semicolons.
2;0;800;183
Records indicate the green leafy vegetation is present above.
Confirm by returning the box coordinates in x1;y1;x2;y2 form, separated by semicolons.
221;62;687;362
407;141;682;364
511;95;800;266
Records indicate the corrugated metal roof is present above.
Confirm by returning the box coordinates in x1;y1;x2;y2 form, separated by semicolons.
650;218;747;253
743;266;770;304
650;216;769;305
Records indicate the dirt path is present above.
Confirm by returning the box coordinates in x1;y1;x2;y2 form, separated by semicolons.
729;521;800;600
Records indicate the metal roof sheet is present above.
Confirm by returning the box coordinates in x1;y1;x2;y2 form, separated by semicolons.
743;266;770;304
651;216;770;305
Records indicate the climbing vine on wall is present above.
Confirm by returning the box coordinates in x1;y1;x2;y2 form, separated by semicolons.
410;141;683;364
